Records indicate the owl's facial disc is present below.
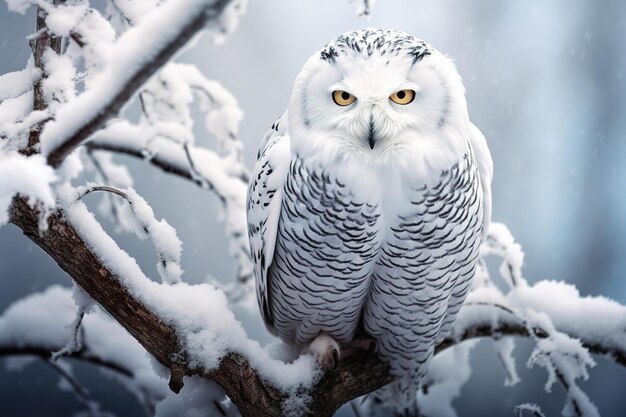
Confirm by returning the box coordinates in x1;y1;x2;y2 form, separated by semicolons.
321;66;423;152
329;87;418;149
288;29;471;167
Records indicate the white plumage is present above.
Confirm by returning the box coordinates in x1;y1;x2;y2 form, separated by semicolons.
247;29;493;412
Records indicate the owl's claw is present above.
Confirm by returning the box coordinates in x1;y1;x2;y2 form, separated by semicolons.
304;333;341;371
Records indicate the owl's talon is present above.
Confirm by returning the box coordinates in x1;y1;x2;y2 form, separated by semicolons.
304;333;341;371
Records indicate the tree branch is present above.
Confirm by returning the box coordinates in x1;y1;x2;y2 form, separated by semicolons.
85;133;254;284
0;346;154;416
44;358;101;416
0;346;133;378
9;197;180;369
85;138;246;201
9;197;626;417
43;0;234;168
23;1;64;156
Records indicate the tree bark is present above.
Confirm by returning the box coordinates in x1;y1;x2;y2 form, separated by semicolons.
23;2;64;156
8;197;390;417
9;197;626;417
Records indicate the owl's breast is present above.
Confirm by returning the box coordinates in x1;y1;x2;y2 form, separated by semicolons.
363;147;485;377
268;157;384;345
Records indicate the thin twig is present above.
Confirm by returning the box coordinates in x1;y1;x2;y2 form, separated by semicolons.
0;346;133;377
76;184;129;201
51;309;85;361
85;149;122;222
44;359;100;416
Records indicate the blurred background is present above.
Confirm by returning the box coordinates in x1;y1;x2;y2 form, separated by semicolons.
1;0;625;416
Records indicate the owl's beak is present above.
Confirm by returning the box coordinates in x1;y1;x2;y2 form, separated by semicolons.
367;115;377;149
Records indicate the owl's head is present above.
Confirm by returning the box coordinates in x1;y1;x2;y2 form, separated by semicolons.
288;29;471;177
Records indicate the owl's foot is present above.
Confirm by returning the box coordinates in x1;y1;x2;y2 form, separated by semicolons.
303;333;340;370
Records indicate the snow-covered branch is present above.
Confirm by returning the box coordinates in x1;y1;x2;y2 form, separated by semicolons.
86;118;252;284
38;0;242;167
76;183;184;284
0;285;169;416
23;2;63;154
8;192;626;416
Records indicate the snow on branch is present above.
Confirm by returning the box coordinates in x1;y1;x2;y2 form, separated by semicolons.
86;115;253;285
76;61;252;287
75;183;184;284
0;57;47;150
515;403;547;417
3;0;252;290
0;66;37;103
9;187;626;417
0;152;56;226
431;223;626;417
37;0;245;168
0;285;170;416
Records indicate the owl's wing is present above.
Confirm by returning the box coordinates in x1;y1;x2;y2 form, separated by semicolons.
247;112;291;332
469;123;493;238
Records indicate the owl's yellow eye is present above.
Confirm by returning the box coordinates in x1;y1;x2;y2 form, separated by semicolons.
332;90;356;106
390;89;415;105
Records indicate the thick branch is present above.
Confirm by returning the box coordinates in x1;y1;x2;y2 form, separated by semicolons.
9;198;626;417
9;197;179;369
44;0;233;168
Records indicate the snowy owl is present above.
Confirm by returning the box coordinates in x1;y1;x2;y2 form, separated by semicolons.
247;29;493;411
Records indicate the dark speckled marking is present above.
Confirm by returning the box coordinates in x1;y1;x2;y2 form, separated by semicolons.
320;29;432;65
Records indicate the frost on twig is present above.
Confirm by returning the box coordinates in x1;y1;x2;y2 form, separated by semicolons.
51;284;95;361
87;63;253;287
83;148;133;226
73;183;184;284
482;222;525;288
493;337;521;387
525;310;599;417
50;308;85;361
514;403;546;417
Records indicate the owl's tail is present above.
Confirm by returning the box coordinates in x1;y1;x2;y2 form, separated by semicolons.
366;375;421;417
